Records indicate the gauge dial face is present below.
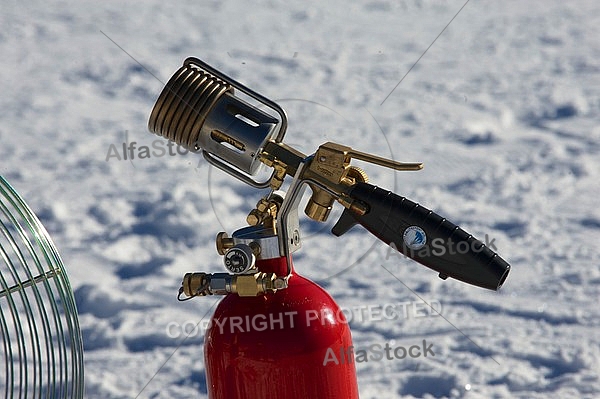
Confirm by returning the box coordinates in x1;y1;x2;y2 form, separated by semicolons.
224;245;255;274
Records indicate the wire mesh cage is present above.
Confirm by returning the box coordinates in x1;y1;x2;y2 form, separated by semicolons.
0;176;84;398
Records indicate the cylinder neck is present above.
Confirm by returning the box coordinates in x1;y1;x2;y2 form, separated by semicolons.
256;256;292;276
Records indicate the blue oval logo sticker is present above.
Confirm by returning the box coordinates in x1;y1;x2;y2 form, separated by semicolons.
403;226;427;250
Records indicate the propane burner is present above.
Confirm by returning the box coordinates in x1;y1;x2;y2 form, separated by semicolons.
147;58;511;299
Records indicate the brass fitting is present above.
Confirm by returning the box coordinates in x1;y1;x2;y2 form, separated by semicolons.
305;161;369;222
270;164;288;191
246;197;281;231
233;272;281;297
179;271;288;299
259;153;288;191
181;272;210;297
305;185;335;222
344;166;369;185
246;209;263;226
311;143;352;183
216;232;235;255
337;194;369;216
247;198;273;226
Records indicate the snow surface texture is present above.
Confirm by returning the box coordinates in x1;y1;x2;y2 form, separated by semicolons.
1;0;599;398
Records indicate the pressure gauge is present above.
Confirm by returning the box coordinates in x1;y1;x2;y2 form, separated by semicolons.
223;244;256;274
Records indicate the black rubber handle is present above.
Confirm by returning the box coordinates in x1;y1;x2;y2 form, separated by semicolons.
332;182;510;290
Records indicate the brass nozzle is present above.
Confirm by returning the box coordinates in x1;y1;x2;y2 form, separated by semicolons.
305;185;335;222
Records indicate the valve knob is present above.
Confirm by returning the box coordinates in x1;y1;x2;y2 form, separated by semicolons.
223;244;256;274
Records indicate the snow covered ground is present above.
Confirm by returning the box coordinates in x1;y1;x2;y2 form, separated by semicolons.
1;0;599;397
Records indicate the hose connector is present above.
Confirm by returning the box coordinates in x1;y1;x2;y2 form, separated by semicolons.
178;272;288;300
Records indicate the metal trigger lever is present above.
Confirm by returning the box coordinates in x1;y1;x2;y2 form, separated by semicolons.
342;146;424;172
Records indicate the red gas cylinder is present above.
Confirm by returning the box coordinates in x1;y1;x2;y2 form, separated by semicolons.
204;256;359;398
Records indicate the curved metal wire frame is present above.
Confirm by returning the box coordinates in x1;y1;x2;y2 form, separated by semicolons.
0;176;84;398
